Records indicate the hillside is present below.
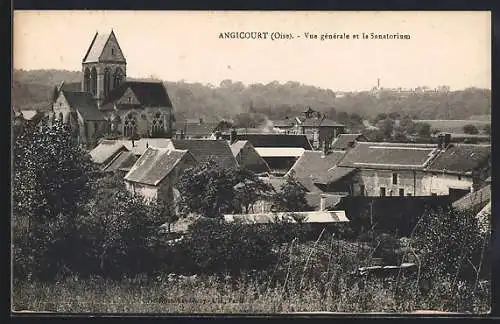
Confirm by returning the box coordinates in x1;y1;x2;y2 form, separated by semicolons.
12;69;491;121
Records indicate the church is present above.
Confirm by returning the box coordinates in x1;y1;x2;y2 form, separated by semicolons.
51;30;174;148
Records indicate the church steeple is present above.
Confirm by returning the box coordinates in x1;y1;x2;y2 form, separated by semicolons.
82;30;127;107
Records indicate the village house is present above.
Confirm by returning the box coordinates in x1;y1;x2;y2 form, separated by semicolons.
296;107;345;150
230;140;270;174
51;30;175;148
173;118;219;139
330;133;368;151
226;132;312;175
88;140;128;169
124;147;197;206
101;150;138;175
286;149;350;193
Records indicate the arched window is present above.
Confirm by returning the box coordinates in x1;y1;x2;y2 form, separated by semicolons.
123;113;137;138
104;68;111;97
90;67;98;96
113;67;124;88
83;68;91;92
151;112;164;137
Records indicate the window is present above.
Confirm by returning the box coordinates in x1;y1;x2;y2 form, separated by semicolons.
458;175;462;180
431;193;437;196
407;193;412;197
111;48;115;56
392;173;398;185
128;97;131;103
399;188;405;197
124;113;137;138
359;184;365;196
380;187;386;197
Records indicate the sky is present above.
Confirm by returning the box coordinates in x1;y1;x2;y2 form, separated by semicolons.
13;11;491;91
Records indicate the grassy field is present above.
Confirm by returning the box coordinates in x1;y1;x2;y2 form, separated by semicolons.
12;274;491;314
413;120;490;133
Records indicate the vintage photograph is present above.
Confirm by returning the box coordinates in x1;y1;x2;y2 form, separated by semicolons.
11;10;491;314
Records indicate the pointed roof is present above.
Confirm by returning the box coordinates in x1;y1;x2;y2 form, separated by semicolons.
82;30;126;64
62;91;106;121
124;148;192;186
101;81;172;108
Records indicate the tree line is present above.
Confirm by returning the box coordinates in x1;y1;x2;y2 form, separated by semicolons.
13;69;491;122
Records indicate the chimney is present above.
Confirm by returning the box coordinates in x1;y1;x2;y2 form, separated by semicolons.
199;118;203;124
180;130;185;140
319;194;327;211
132;138;135;147
322;141;329;156
214;130;222;140
146;141;149;148
230;128;237;144
444;133;451;148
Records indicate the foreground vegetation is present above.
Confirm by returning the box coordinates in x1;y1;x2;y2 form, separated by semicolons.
12;120;491;314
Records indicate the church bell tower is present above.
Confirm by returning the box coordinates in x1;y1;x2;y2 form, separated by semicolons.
81;30;127;107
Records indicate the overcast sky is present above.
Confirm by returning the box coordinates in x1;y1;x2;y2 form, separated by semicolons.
13;11;491;91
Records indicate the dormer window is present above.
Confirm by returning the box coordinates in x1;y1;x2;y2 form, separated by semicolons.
128;97;131;103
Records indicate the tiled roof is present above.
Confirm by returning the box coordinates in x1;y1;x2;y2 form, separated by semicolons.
233;134;313;150
321;166;357;184
89;141;127;165
170;139;238;169
174;122;218;137
331;133;366;150
224;211;349;224
101;138;173;156
288;150;347;182
102;150;138;173
425;144;491;174
452;184;491;211
338;142;438;170
272;119;295;127
124;148;191;185
255;147;305;158
230;140;249;157
60;82;81;92
102;81;172;108
82;31;126;64
63;91;106;121
296;177;322;193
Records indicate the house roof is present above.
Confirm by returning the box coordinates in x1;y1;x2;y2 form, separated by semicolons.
173;121;218;137
233;134;313;150
272;119;295;127
82;31;126;64
287;150;347;182
89;141;127;165
425;144;491;174
230;140;249;157
100;138;172;156
102;81;172;108
338;142;439;170
170;139;238;169
331;133;366;150
296;177;322;193
124;148;190;186
62;91;106;121
224;211;349;224
321;166;357;185
255;147;305;158
305;193;345;210
102;150;138;173
299;118;344;128
59;82;81;92
452;184;491;211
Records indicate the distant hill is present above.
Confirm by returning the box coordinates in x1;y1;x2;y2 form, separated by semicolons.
12;69;491;121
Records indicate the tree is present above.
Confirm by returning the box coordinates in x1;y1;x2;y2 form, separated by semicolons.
233;168;274;214
271;172;311;212
176;160;271;218
413;208;486;282
463;124;479;135
377;117;395;139
414;122;431;138
12;123;96;280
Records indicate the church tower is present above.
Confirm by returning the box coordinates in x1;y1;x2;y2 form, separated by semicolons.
82;30;127;107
